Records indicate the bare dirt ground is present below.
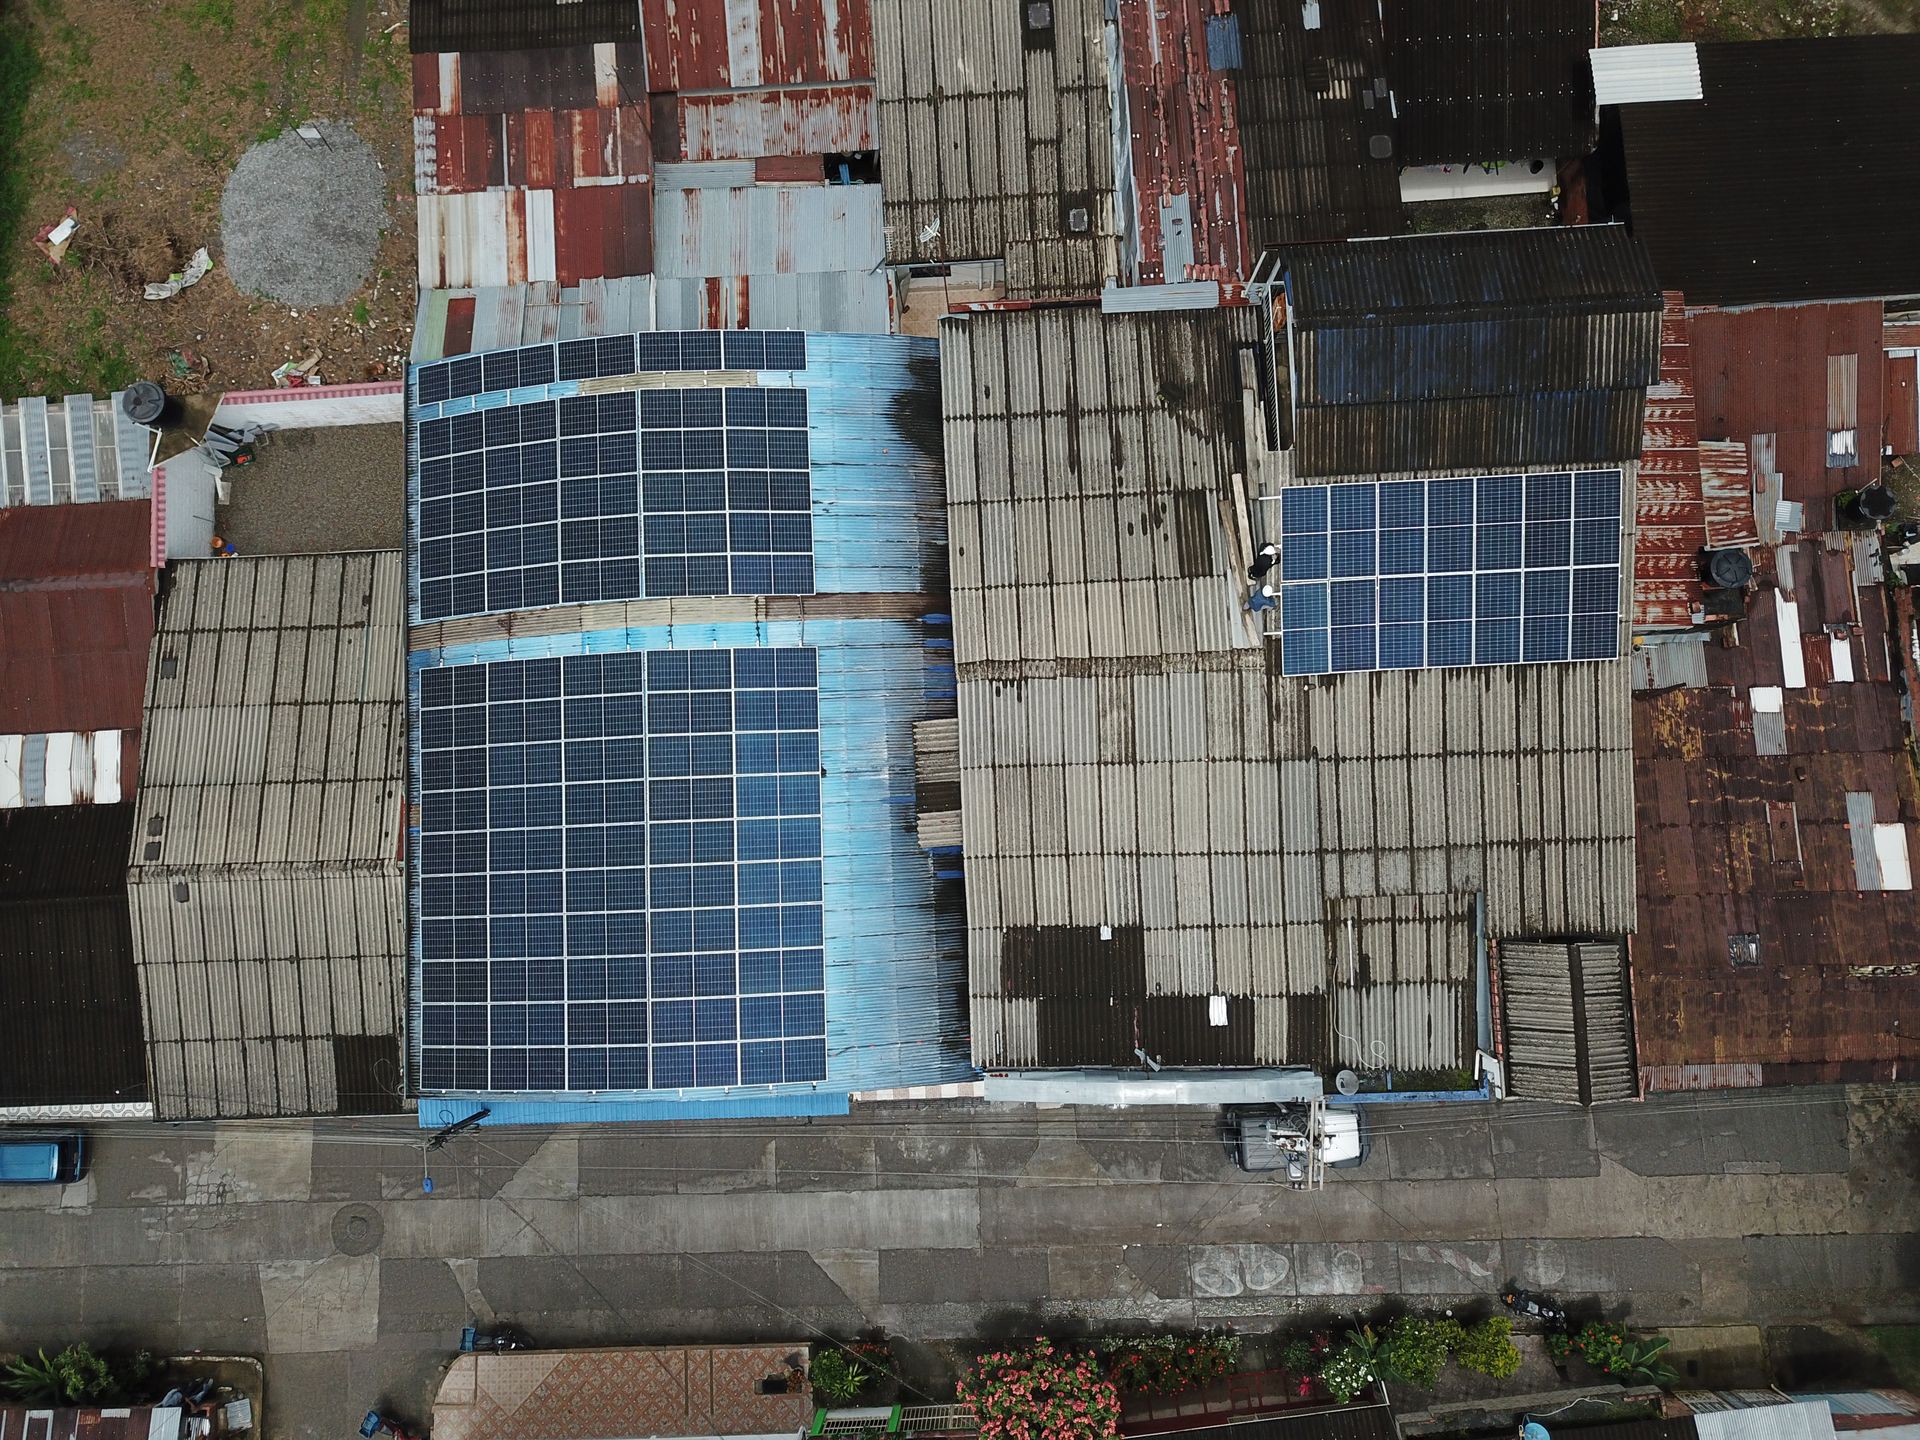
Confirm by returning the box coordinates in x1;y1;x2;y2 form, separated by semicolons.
0;0;416;400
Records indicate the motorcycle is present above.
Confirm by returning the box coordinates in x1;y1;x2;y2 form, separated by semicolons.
460;1325;530;1353
360;1413;421;1440
1501;1286;1569;1329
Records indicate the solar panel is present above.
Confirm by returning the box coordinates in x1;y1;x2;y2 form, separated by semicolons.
414;382;814;623
1274;472;1623;677
413;331;808;408
415;649;828;1095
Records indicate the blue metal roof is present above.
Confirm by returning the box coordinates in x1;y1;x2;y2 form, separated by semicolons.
405;331;972;1118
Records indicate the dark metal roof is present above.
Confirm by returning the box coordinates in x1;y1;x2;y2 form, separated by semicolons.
1380;0;1596;167
0;804;148;1109
1611;37;1920;305
1131;1402;1402;1440
1238;0;1403;247
1283;225;1662;475
408;0;642;53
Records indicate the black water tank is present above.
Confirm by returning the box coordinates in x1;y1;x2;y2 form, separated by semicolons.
1703;548;1753;590
121;381;168;426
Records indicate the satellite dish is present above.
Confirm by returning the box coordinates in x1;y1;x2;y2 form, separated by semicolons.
1334;1069;1361;1095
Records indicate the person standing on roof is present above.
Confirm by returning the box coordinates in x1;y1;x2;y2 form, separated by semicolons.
1248;542;1279;581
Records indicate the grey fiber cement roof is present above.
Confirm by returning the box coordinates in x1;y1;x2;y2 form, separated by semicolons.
128;551;409;1118
942;304;1637;1073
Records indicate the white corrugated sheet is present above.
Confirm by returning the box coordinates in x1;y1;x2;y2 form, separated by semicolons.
1590;43;1703;105
0;393;151;506
1694;1402;1837;1440
0;730;122;807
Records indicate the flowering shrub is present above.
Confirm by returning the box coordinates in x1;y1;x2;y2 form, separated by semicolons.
1318;1342;1377;1404
1548;1321;1627;1374
1104;1332;1242;1395
959;1339;1122;1440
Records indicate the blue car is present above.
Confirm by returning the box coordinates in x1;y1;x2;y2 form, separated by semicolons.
0;1135;87;1184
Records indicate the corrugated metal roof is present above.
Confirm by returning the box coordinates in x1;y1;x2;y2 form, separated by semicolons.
944;305;1638;1073
652;167;891;332
1238;0;1403;249
0;803;148;1109
1634;292;1709;631
1383;0;1596;166
1589;41;1702;105
1634;545;1920;1086
411;278;659;361
873;0;1116;296
1284;226;1661;476
411;44;653;291
411;45;643;115
1610;38;1920;305
408;0;642;53
417;184;654;289
663;86;876;163
1498;938;1637;1103
1134;1404;1401;1440
1688;302;1886;505
642;0;872;90
0;730;124;807
0;392;152;506
413;106;651;194
128;552;409;1119
0;501;154;788
1115;0;1249;284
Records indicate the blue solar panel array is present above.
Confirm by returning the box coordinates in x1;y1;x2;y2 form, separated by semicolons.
412;332;814;624
1274;471;1623;676
412;331;808;407
414;649;828;1094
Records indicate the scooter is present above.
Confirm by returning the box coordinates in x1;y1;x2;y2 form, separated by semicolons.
1501;1286;1569;1329
360;1413;421;1440
460;1325;530;1353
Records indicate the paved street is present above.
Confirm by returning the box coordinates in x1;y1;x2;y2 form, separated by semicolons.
1;1088;1915;1440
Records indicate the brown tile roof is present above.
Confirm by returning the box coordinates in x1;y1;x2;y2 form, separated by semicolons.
433;1347;813;1440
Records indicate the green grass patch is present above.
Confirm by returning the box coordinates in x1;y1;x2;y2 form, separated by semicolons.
186;0;237;35
1868;1328;1920;1389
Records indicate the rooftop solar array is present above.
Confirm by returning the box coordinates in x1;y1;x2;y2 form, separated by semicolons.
410;331;814;623
412;330;808;408
415;649;828;1094
1273;470;1624;676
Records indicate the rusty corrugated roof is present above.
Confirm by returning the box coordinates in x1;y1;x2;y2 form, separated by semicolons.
1632;536;1920;1086
661;86;876;163
1116;0;1249;284
641;0;872;90
408;0;642;52
1689;300;1886;504
1635;293;1710;631
411;46;655;290
0;501;153;788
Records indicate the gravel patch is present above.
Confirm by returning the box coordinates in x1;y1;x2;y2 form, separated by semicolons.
221;122;387;308
217;423;405;555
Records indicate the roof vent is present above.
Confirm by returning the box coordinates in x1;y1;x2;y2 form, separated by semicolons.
1334;1069;1361;1095
1023;0;1055;49
1702;548;1753;590
172;881;190;904
1368;133;1394;160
